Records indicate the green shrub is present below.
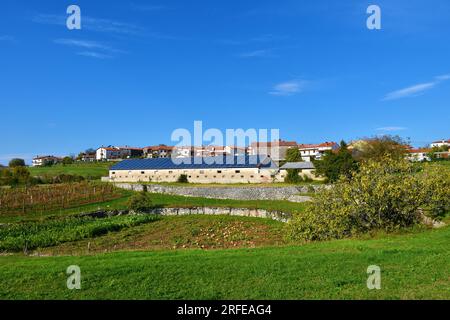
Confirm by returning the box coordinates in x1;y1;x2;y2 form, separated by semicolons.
284;169;302;184
177;174;189;183
417;164;450;219
127;191;153;212
286;156;449;242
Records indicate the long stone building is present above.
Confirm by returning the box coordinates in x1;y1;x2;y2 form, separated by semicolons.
109;155;278;183
109;155;318;184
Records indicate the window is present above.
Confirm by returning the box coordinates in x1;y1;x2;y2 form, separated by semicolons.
235;170;240;173
141;171;145;174
112;172;116;175
217;170;222;173
169;171;173;174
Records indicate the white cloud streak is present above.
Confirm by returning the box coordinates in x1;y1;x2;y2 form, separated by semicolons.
383;74;450;101
269;80;308;96
376;126;407;132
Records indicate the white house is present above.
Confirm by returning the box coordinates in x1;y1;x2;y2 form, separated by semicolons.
430;139;450;148
407;148;431;162
32;156;61;167
297;142;339;161
96;146;143;161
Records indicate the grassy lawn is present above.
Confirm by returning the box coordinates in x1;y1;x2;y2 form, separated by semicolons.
0;221;448;299
28;162;112;179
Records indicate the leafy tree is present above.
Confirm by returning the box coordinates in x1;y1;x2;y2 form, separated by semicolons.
427;145;449;161
354;135;409;161
127;191;153;212
177;174;189;183
284;169;302;184
12;166;31;185
8;158;25;168
314;141;358;182
285;148;302;162
288;156;450;241
62;156;74;165
286;156;450;242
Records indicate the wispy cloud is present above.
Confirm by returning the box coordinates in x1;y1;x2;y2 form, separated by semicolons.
77;51;113;59
33;14;144;36
435;74;450;81
269;80;308;96
376;126;408;132
238;49;274;58
383;74;450;101
217;34;289;47
54;38;125;59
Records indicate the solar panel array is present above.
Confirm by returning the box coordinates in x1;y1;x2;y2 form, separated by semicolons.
110;155;276;171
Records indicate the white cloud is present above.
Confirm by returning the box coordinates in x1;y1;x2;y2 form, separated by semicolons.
54;38;125;59
435;74;450;81
77;51;113;59
383;73;450;101
33;14;144;36
269;80;308;96
383;82;436;101
376;126;407;132
238;49;273;58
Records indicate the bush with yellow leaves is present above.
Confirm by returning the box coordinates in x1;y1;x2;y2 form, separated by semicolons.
286;157;449;242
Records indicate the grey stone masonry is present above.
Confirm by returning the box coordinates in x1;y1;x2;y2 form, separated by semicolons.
113;183;329;202
81;207;292;222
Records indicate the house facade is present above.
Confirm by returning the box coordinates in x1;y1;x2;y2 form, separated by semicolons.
143;145;174;158
96;146;143;161
407;149;431;162
249;140;298;163
297;142;339;161
32;156;61;167
430;139;450;148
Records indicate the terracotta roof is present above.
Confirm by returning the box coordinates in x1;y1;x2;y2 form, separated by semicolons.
251;140;298;147
144;145;174;151
408;148;431;153
298;142;338;149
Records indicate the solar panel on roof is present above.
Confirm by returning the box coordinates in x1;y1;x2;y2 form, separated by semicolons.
110;156;277;171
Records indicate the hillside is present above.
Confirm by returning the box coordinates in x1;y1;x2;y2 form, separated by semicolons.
0;218;448;299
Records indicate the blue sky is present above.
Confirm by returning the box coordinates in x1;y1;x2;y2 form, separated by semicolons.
1;0;449;164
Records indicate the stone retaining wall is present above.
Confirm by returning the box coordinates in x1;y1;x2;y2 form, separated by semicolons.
81;207;292;222
114;183;326;202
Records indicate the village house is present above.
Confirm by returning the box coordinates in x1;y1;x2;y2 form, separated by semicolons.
249;140;298;164
96;146;143;161
407;148;432;162
143;145;174;158
32;155;62;167
297;142;339;161
430;139;450;148
78;152;96;162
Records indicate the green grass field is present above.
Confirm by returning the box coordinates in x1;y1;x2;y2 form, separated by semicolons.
0;219;448;299
28;162;112;179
